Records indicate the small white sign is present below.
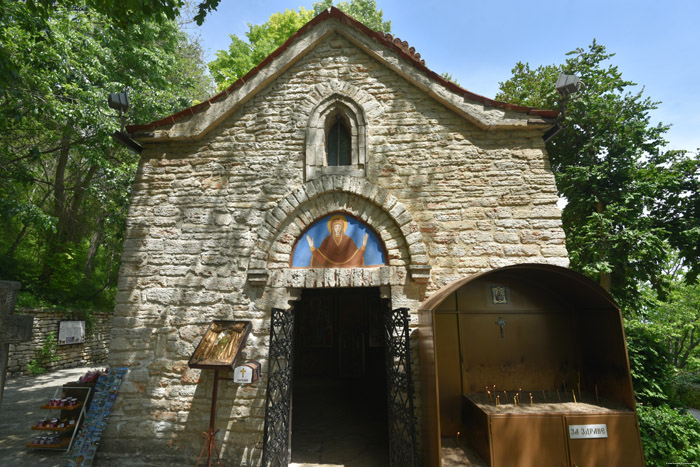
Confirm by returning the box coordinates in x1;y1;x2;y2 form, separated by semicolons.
569;424;608;439
58;321;85;345
233;365;253;383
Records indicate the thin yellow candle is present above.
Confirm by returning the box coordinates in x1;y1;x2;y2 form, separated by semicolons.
572;389;577;403
529;393;533;407
496;395;500;407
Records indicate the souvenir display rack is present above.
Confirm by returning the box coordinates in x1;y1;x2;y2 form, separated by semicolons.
26;386;91;451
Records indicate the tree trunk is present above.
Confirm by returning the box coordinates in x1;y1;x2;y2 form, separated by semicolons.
6;224;29;258
41;127;72;281
596;201;612;291
83;219;103;280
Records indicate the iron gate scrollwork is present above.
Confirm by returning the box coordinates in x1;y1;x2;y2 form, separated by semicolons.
384;306;419;467
262;307;295;467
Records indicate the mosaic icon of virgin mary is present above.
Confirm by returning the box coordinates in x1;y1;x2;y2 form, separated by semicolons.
306;214;367;267
291;213;386;268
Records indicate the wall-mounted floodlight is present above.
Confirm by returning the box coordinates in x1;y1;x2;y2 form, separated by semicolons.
108;91;142;154
108;92;130;112
555;73;583;99
544;73;583;142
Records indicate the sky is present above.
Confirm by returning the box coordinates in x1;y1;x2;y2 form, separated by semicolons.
192;0;700;152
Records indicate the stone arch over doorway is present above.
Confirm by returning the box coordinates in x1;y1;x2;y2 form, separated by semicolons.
247;175;431;287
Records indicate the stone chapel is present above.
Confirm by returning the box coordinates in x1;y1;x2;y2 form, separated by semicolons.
102;7;644;467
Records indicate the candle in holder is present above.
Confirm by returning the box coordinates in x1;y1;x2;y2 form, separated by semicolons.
529;393;533;406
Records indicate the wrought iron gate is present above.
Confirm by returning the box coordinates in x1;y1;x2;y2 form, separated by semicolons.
262;307;295;467
384;306;419;467
262;302;418;466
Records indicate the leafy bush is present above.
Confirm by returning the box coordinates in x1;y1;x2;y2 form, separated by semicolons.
637;404;700;465
27;331;61;375
672;373;700;410
625;320;676;405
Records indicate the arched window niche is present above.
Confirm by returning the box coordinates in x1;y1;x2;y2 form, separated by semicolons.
327;118;351;166
306;94;367;181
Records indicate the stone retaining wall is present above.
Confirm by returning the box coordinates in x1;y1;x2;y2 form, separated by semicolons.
7;310;110;377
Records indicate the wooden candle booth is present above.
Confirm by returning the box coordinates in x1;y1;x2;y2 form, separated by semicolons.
419;264;645;466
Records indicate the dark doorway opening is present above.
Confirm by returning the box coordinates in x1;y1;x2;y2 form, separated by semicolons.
291;287;389;466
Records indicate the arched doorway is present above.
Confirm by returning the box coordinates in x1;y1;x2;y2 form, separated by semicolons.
290;287;389;465
262;287;419;467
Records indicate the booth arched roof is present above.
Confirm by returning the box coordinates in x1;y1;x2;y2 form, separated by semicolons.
419;264;619;312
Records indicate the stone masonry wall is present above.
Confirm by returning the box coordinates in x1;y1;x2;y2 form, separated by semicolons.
102;30;568;466
7;310;110;377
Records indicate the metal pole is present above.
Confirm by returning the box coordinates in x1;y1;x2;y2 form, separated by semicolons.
196;370;223;467
209;370;219;466
0;343;9;408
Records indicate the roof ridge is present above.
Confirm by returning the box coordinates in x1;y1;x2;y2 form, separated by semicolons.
127;7;556;134
382;33;425;65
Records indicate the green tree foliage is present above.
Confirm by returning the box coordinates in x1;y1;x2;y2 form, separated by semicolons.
26;0;222;27
0;1;210;308
209;7;315;90
209;0;391;91
643;274;700;370
498;46;700;462
312;0;390;33
637;404;700;465
626;320;700;464
440;72;460;86
625;320;676;406
1;0;219;84
496;41;700;310
27;331;61;375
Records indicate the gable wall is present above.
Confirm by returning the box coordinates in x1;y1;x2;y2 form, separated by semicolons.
103;33;567;465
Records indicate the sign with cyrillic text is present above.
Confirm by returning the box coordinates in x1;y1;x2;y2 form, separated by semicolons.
569;424;608;439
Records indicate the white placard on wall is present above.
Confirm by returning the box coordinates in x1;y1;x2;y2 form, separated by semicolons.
58;321;85;345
